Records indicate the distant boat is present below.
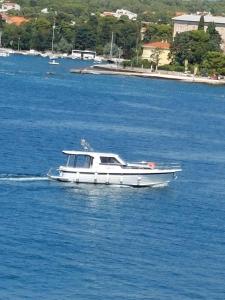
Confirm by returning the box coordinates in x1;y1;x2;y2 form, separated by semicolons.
46;71;56;76
94;56;103;63
0;49;10;57
48;59;59;65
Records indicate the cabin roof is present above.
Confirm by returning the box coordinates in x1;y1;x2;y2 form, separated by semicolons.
62;150;119;157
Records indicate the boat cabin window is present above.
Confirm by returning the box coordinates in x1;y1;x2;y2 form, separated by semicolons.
66;155;93;168
100;156;121;165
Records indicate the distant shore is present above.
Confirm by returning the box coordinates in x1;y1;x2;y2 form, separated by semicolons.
70;64;225;85
1;48;224;85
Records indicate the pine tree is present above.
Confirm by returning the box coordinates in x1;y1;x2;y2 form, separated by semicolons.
198;15;205;30
207;22;222;51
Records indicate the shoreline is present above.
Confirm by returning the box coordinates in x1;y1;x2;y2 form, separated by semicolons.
1;49;224;85
70;64;225;85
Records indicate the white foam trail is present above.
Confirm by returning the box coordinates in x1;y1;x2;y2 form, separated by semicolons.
151;182;168;188
0;176;48;182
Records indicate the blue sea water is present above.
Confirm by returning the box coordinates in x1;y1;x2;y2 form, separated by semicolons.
0;55;225;300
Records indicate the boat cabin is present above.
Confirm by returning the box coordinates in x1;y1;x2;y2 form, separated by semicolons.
62;151;126;169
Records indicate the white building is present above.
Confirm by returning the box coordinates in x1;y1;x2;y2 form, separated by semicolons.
0;2;20;12
142;41;171;66
115;9;137;20
172;14;225;51
101;9;137;20
71;50;96;60
41;8;49;14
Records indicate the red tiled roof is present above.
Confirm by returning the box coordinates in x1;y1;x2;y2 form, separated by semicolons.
143;41;170;49
175;11;186;16
6;16;29;26
102;12;115;16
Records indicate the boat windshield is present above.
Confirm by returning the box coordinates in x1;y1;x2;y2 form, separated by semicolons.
100;156;121;165
66;154;93;168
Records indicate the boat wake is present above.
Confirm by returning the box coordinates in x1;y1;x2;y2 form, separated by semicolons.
0;174;48;182
151;182;169;188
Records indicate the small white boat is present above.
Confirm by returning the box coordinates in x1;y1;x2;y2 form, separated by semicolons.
94;56;103;63
0;51;9;57
0;49;10;57
48;59;59;65
48;140;182;187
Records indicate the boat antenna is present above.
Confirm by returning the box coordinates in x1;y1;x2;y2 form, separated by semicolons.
80;139;93;151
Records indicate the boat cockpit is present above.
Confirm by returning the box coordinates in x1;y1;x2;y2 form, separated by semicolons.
63;151;126;169
66;154;93;168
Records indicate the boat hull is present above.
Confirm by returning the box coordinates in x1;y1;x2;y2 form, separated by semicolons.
49;170;177;187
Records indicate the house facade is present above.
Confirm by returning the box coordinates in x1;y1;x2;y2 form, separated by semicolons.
101;9;137;20
172;14;225;51
142;41;171;66
0;2;20;12
115;9;137;20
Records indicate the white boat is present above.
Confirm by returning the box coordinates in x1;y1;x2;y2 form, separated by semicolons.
94;56;103;63
48;140;182;187
0;46;10;57
0;50;10;57
48;59;59;65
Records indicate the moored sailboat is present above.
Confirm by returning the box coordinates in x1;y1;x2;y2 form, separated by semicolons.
48;20;59;65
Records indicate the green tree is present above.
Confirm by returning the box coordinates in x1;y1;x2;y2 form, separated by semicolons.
202;51;225;75
31;17;52;51
198;15;205;30
58;21;74;46
1;24;21;49
0;14;5;30
206;22;222;52
143;23;172;43
97;17;115;50
74;24;97;50
55;36;72;52
171;30;211;65
115;20;139;58
103;42;120;57
150;48;162;70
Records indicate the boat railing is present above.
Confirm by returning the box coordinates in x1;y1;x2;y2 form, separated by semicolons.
153;163;182;170
127;162;182;170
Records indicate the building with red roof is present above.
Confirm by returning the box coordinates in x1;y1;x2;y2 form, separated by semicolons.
6;15;29;26
142;41;171;66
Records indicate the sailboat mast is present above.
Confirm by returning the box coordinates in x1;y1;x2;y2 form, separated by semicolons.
51;20;56;53
110;32;113;59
